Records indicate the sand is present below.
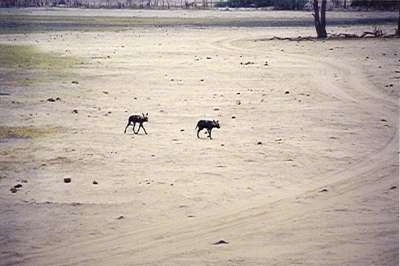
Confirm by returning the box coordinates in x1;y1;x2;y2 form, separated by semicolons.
0;9;398;266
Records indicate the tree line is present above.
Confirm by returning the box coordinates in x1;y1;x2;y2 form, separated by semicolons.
1;0;399;9
0;0;206;8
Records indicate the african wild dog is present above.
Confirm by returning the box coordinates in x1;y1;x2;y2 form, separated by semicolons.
196;120;220;139
124;113;148;135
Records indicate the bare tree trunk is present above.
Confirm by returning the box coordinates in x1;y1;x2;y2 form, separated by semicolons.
397;3;400;36
321;0;327;32
313;0;328;38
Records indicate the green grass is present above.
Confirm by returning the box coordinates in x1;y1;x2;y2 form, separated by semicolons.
0;44;81;86
0;44;78;70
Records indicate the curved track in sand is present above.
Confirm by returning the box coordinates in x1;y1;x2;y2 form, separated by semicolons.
7;29;397;266
0;18;398;265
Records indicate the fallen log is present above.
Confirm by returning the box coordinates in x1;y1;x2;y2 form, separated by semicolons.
256;31;399;42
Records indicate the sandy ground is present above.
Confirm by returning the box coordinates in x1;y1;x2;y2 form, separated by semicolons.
0;10;399;266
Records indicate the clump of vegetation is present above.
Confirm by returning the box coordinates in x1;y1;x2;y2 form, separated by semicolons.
0;44;79;70
0;126;60;139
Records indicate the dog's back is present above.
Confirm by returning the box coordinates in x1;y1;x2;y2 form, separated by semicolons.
196;120;219;130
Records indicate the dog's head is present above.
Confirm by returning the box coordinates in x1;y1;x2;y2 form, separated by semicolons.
142;113;149;122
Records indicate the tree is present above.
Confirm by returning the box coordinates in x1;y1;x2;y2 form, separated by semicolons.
397;2;400;36
313;0;327;38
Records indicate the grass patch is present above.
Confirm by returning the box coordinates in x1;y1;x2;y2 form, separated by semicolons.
0;14;397;33
0;126;60;139
0;44;79;70
0;44;81;87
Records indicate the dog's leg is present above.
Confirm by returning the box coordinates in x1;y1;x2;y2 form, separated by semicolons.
132;122;137;134
141;124;148;135
124;121;131;134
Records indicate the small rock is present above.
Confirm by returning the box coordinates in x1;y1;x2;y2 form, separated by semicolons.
213;108;220;111
14;184;23;189
10;187;17;193
380;119;387;122
221;144;225;147
213;240;229;245
285;91;290;94
47;98;56;102
56;97;61;101
231;116;236;119
93;180;98;185
72;109;78;114
117;216;124;220
72;81;79;84
64;178;71;183
257;141;262;145
319;188;328;193
180;129;185;132
390;186;397;190
243;61;254;65
103;91;109;94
